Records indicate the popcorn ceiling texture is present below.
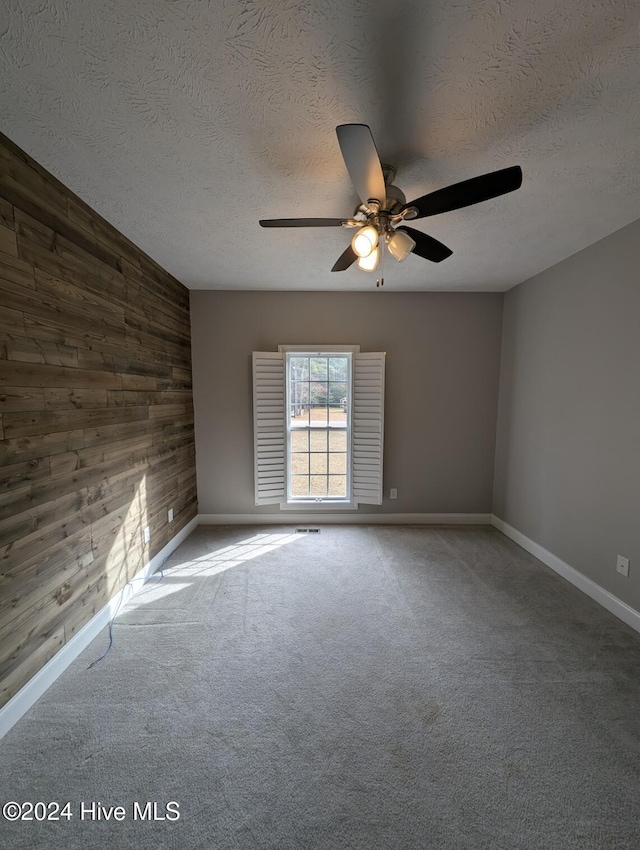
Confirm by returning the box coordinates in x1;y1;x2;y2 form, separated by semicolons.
0;0;638;291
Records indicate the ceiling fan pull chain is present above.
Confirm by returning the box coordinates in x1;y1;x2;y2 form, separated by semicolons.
376;236;386;287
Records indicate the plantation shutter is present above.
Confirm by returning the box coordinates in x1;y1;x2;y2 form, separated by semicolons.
252;351;286;505
352;351;385;505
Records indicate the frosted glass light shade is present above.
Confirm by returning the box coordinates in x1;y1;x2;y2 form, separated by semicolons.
357;246;380;271
387;229;415;262
352;225;379;258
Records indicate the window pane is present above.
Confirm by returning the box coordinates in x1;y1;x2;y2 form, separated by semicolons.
310;453;327;474
328;405;346;424
328;381;347;406
310;430;327;451
291;381;310;404
328;452;346;474
290;382;309;425
310;476;327;496
310;406;328;426
328;431;347;451
291;431;309;452
328;475;347;497
290;357;309;381
290;453;309;474
329;357;348;382
291;476;310;497
310;357;328;381
291;409;310;426
310;383;327;406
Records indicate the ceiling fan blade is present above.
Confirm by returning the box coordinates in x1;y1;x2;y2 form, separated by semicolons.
397;226;453;263
259;218;345;227
404;166;522;219
331;244;357;272
336;124;386;208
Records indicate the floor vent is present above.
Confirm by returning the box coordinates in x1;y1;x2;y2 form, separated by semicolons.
295;528;320;533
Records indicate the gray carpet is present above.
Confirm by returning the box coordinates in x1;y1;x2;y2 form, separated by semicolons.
2;524;640;849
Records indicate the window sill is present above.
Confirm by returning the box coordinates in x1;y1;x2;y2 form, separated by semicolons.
280;500;358;511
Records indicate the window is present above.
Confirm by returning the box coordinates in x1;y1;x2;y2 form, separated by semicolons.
287;351;352;503
253;346;385;509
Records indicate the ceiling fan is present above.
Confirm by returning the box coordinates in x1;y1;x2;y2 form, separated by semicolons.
259;124;522;282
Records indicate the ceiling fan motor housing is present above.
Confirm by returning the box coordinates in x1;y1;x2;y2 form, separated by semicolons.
380;164;405;213
354;183;406;219
383;183;406;213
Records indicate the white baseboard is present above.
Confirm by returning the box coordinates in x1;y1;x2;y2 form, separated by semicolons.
491;514;640;635
198;512;492;525
0;516;199;740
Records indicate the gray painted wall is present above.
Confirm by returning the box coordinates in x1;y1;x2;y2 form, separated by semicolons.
494;217;640;611
191;291;503;516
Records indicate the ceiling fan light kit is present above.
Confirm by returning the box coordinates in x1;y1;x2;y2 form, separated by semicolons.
357;246;380;271
352;224;379;258
387;228;415;262
259;124;523;283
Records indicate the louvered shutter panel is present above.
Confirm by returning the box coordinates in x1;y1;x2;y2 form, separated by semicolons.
352;351;385;505
253;352;286;506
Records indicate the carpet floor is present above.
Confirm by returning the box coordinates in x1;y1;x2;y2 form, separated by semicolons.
2;524;640;849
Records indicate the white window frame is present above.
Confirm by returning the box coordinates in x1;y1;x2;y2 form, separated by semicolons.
279;344;359;510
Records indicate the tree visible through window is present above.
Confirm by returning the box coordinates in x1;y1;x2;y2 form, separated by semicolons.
287;353;350;501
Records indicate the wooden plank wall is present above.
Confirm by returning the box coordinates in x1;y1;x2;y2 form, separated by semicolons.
0;132;197;709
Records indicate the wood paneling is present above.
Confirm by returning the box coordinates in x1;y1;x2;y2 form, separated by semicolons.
0;131;197;709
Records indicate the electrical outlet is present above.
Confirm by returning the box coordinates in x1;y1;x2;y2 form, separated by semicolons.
168;508;174;523
616;555;630;577
390;488;397;500
143;526;151;544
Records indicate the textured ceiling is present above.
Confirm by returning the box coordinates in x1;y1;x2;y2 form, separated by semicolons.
1;0;639;291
